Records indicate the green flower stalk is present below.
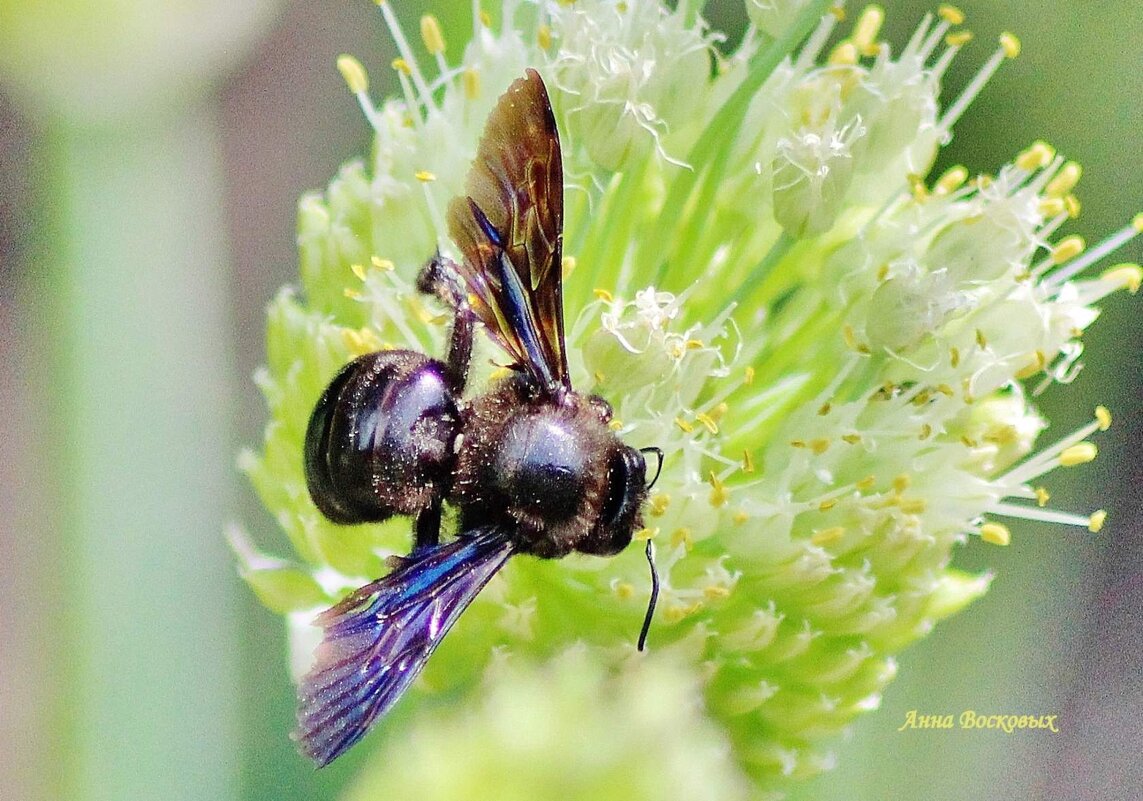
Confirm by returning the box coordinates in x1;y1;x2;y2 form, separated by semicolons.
234;0;1141;792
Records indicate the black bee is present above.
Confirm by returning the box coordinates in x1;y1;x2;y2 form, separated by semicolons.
295;69;661;766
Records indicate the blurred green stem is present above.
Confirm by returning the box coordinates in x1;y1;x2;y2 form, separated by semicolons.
48;104;240;800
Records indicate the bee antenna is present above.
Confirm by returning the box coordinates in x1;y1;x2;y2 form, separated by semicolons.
637;539;659;652
639;446;664;490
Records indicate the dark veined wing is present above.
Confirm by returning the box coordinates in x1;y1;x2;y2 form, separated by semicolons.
293;527;516;766
447;68;569;393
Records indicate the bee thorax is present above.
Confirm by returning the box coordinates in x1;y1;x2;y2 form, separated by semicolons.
453;380;618;558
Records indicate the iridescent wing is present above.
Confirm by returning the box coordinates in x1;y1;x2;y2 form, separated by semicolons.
294;527;516;766
447;68;569;394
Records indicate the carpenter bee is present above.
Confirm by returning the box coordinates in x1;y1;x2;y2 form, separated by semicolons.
295;69;662;766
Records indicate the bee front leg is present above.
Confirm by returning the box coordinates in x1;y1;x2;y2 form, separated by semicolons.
417;253;474;395
413;494;443;553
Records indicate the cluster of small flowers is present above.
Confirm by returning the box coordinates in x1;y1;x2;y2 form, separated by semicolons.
234;0;1139;790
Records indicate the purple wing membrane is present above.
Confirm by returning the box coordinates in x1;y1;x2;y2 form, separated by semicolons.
294;527;516;766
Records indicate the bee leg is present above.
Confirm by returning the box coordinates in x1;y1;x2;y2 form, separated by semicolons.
418;253;474;394
412;494;443;553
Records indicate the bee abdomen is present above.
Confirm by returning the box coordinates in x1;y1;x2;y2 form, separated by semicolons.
304;350;460;524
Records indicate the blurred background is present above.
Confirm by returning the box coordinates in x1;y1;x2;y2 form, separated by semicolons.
0;1;1138;799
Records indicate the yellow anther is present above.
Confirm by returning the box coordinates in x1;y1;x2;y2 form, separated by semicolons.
463;67;481;100
685;339;705;351
980;522;1011;546
856;475;876;490
975;328;988;348
371;256;395;272
983;424;1017;445
1016;140;1055;171
703;585;731;600
961;435;979;448
790;439;806;449
911;390;931;406
342;329;365;354
732;509;750;525
974;174;993;190
489;366;514;381
670;527;693;550
607;419;623;431
811;527;845;546
415;170;436;183
1034;486;1050;507
936;383;955;396
708;472;729;508
743;366;755;386
1134;212;1143;232
593;288;613;302
407;296;435;324
817;402;832;416
741;450;755;473
420;14;446;54
615;582;635;600
1095;405;1112;431
1060;442;1097;466
1100;263;1141;294
479;9;492;27
347;328;382;355
343;287;362;300
1038;197;1066;217
899;498;927;514
907;173;929;202
944;30;973;48
537;24;552;50
561;255;576;278
892;474;911;494
1064;194;1082;218
828;40;859;66
1088;510;1107;533
336;54;369;94
830;5;846;21
999;32;1020;58
818;498;837;512
876;263;890;281
634;527;658;541
593;371;604;385
708;403;728;422
391;58;412;75
810;438;831;454
938;4;965;25
674;417;694;434
853;6;884;54
696;412;719;435
918;423;933;440
963;379;977;404
841;433;861;445
1050;235;1085;264
1014;350;1046;379
1046;161;1082;197
648;494;670;517
843;324;859;350
350;262;367;281
935;165;969;194
949;346;961;368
